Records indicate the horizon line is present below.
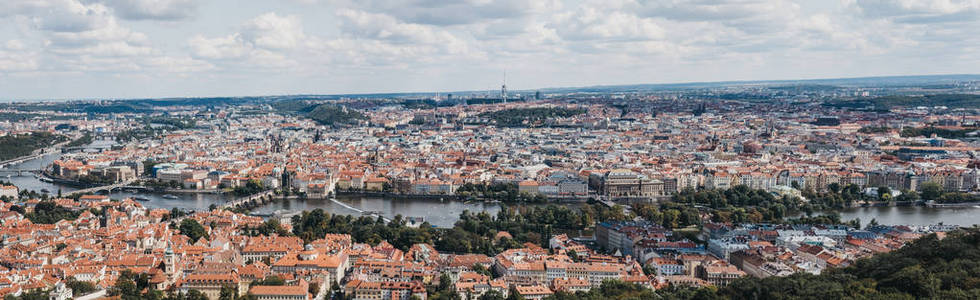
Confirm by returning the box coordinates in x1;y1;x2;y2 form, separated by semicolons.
3;73;979;103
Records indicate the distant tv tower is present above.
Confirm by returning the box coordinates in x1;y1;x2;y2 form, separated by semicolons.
501;71;508;103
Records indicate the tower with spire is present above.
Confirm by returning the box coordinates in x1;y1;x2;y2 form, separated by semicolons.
164;242;176;275
501;71;508;104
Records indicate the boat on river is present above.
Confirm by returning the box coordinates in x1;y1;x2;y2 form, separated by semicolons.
133;197;151;202
162;194;179;199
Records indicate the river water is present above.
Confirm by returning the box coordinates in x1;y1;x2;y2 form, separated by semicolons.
2;139;977;228
0;139;233;211
0;140;507;226
250;197;509;227
836;206;980;226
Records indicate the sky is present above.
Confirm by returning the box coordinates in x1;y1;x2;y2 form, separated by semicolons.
0;0;978;100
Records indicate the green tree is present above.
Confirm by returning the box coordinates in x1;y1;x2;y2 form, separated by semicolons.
505;286;524;300
66;277;97;296
477;290;505;300
185;290;210;300
878;264;940;298
919;182;943;200
219;286;237;300
472;264;492;277
251;276;285;286
109;274;140;300
896;189;920;202
234;180;266;197
25;201;79;224
179;219;208;243
438;274;453;292
3;289;49;300
876;186;891;200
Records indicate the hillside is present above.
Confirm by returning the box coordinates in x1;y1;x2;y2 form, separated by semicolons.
480;107;585;127
715;228;980;299
272;100;367;126
305;105;367;126
0;132;66;161
546;228;980;300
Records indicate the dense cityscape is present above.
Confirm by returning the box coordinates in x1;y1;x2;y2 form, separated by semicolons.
2;0;980;297
0;75;978;300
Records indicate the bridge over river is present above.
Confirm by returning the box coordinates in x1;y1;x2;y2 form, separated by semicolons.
0;169;42;176
222;191;392;223
220;190;278;209
65;178;138;197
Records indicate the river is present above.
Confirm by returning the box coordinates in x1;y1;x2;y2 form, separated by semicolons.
2;149;508;226
0;139;510;226
250;196;510;227
2;139;977;228
836;206;980;226
0;139;234;212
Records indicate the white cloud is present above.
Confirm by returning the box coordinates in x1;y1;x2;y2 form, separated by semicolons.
335;9;465;48
143;56;214;72
241;12;306;50
101;0;199;20
0;40;39;72
33;0;113;32
854;0;980;23
550;6;665;42
23;0;164;68
189;13;308;68
329;0;535;26
0;0;214;78
47;20;151;53
5;40;26;50
0;0;977;98
0;1;56;18
188;34;249;60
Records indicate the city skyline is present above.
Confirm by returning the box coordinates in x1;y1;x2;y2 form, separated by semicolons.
1;0;978;99
1;73;976;102
1;1;979;299
0;38;978;299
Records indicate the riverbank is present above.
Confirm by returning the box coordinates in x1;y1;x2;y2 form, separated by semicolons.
159;188;223;194
852;200;921;207
335;190;591;203
336;190;465;200
850;199;980;208
925;201;980;208
249;195;525;228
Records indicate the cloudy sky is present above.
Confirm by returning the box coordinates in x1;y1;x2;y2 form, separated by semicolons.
0;0;978;100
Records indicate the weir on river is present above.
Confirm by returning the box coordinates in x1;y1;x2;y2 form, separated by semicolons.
327;197;391;222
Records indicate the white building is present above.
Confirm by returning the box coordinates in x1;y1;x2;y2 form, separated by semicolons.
0;185;18;199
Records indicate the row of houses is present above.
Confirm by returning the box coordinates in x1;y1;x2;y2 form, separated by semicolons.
593;167;980;201
146;157;978;201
